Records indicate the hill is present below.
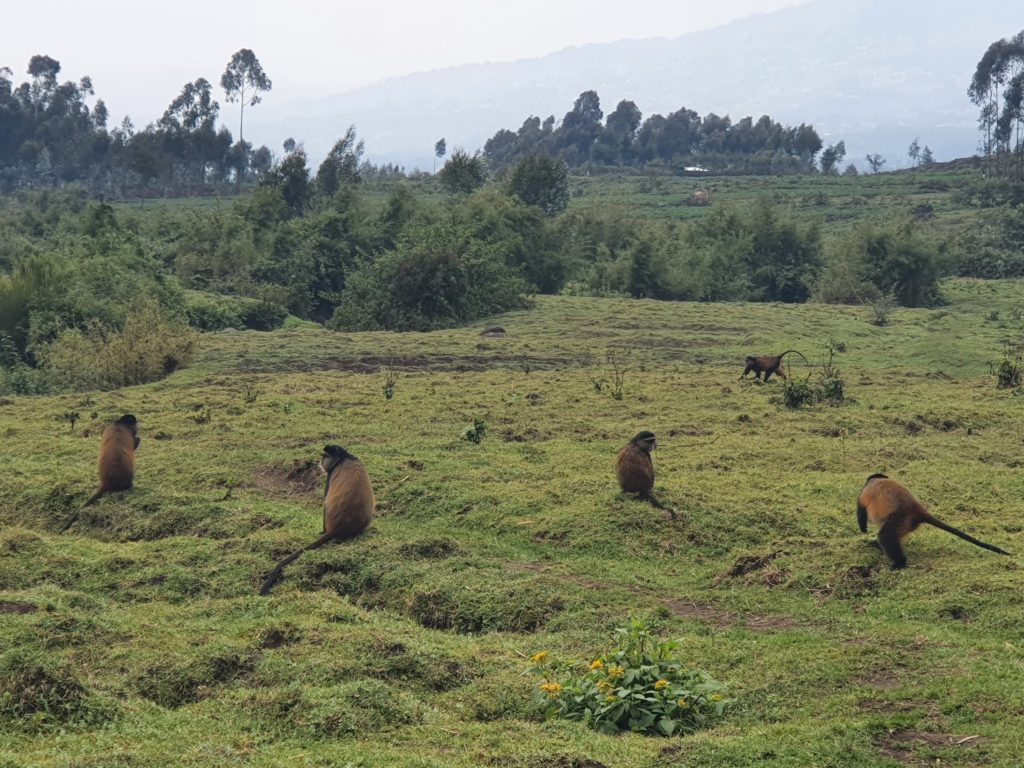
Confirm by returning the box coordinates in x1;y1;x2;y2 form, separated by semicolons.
3;279;1024;765
251;0;1021;169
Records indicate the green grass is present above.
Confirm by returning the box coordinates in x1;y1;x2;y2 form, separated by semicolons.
568;169;980;237
3;278;1024;766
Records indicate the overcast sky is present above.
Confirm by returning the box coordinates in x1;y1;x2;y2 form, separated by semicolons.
2;0;808;128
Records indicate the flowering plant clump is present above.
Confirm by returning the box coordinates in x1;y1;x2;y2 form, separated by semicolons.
529;620;732;736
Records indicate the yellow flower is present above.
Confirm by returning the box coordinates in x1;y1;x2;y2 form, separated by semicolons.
605;694;616;702
710;693;723;702
654;679;669;690
531;651;548;664
608;666;625;678
539;682;563;698
590;659;604;670
677;698;687;707
596;679;613;693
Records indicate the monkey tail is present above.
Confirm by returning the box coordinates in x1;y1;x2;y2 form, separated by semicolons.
259;531;336;596
59;489;104;533
777;350;809;366
644;492;678;521
922;513;1011;556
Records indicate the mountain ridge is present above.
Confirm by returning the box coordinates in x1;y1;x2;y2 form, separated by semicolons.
248;0;1019;170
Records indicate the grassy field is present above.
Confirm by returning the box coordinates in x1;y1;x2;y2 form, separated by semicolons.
3;278;1024;766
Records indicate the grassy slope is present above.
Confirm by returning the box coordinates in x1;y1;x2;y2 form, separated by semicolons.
2;279;1024;766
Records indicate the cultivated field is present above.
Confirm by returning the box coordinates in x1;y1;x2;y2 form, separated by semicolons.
2;279;1024;767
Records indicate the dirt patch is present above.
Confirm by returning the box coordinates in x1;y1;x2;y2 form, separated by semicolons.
505;562;797;631
857;698;923;714
856;671;902;690
0;600;38;614
234;354;568;374
724;551;782;577
664;600;797;631
259;626;302;649
878;729;981;765
250;460;322;498
502;427;544;442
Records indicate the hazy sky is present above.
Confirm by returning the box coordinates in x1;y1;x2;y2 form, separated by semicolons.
2;0;807;128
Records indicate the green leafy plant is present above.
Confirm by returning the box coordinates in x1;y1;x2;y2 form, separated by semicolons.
607;352;627;401
782;344;845;409
529;620;732;736
463;418;487;444
868;294;896;326
782;378;816;409
57;410;80;433
382;368;398;400
993;345;1023;389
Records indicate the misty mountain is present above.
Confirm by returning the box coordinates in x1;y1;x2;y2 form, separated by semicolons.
248;0;1020;171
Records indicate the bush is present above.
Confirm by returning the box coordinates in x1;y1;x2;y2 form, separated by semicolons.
530;620;732;736
507;155;570;216
993;346;1023;389
329;221;528;331
782;345;845;409
40;300;198;391
839;225;945;308
438;149;488;194
869;294;896;326
184;291;287;331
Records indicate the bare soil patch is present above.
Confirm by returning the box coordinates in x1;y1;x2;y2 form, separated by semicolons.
877;729;982;765
234;354;568;374
0;600;38;614
249;460;321;498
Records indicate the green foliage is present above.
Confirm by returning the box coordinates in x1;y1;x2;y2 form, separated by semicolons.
184;291;287;331
485;89;823;173
530;620;731;736
782;345;846;408
834;225;945;307
463;417;487;444
438;149;488;194
993;345;1023;388
507;155;570;216
382;368;398;400
329;220;528;332
40;300;198;391
868;293;896;326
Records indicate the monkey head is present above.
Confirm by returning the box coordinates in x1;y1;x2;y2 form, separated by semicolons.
320;444;353;474
116;414;137;427
631;431;657;453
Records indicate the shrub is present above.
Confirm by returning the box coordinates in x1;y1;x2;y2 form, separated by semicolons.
438;149;488;194
40;300;198;391
463;418;487;444
993;346;1023;389
329;221;528;332
869;294;896;326
507;155;570;216
782;345;846;409
782;378;817;409
530;620;732;736
183;291;287;331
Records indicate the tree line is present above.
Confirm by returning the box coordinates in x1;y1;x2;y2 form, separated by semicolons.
970;30;1024;180
483;90;837;175
0;50;279;195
